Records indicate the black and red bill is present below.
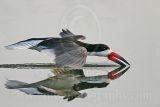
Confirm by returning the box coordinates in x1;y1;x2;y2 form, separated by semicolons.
108;52;130;66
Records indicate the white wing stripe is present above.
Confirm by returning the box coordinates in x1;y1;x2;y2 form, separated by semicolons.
5;40;43;49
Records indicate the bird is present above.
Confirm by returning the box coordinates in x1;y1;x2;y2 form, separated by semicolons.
5;29;130;68
5;68;111;101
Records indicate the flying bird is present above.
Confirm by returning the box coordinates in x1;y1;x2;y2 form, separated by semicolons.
5;29;130;68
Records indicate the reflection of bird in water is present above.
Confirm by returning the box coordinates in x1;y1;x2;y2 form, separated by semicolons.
5;29;130;68
5;66;130;101
5;69;110;101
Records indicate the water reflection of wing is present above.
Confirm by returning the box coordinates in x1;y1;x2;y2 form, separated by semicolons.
50;68;85;77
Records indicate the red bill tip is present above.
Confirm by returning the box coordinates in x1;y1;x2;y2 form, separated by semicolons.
107;52;130;66
108;52;120;62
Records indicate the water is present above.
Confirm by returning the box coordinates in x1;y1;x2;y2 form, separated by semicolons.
0;63;131;102
3;66;129;102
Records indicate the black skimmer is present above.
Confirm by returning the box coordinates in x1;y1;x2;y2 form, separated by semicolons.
5;65;130;101
5;29;130;68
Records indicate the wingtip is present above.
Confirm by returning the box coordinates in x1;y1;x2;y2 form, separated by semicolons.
62;29;71;33
4;45;14;50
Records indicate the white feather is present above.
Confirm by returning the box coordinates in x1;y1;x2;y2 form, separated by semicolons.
5;40;43;49
87;50;112;57
41;49;55;57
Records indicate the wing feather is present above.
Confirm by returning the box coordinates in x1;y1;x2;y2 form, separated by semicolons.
59;29;86;40
59;29;75;37
55;47;87;68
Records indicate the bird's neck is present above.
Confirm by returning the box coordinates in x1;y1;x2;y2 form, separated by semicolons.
76;41;98;52
76;41;108;56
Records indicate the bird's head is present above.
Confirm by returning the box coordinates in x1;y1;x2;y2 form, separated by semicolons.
94;44;130;66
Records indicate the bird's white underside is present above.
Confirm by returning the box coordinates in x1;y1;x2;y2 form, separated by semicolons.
87;49;112;57
41;49;55;57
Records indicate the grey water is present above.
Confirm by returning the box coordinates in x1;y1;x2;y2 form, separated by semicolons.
4;65;129;101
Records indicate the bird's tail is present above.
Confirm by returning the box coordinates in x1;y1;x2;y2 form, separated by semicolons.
5;80;28;89
5;38;48;50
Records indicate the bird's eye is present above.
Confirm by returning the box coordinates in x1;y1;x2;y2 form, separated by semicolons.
102;47;106;50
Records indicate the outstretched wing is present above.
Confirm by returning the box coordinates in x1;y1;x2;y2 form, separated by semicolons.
5;38;48;50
